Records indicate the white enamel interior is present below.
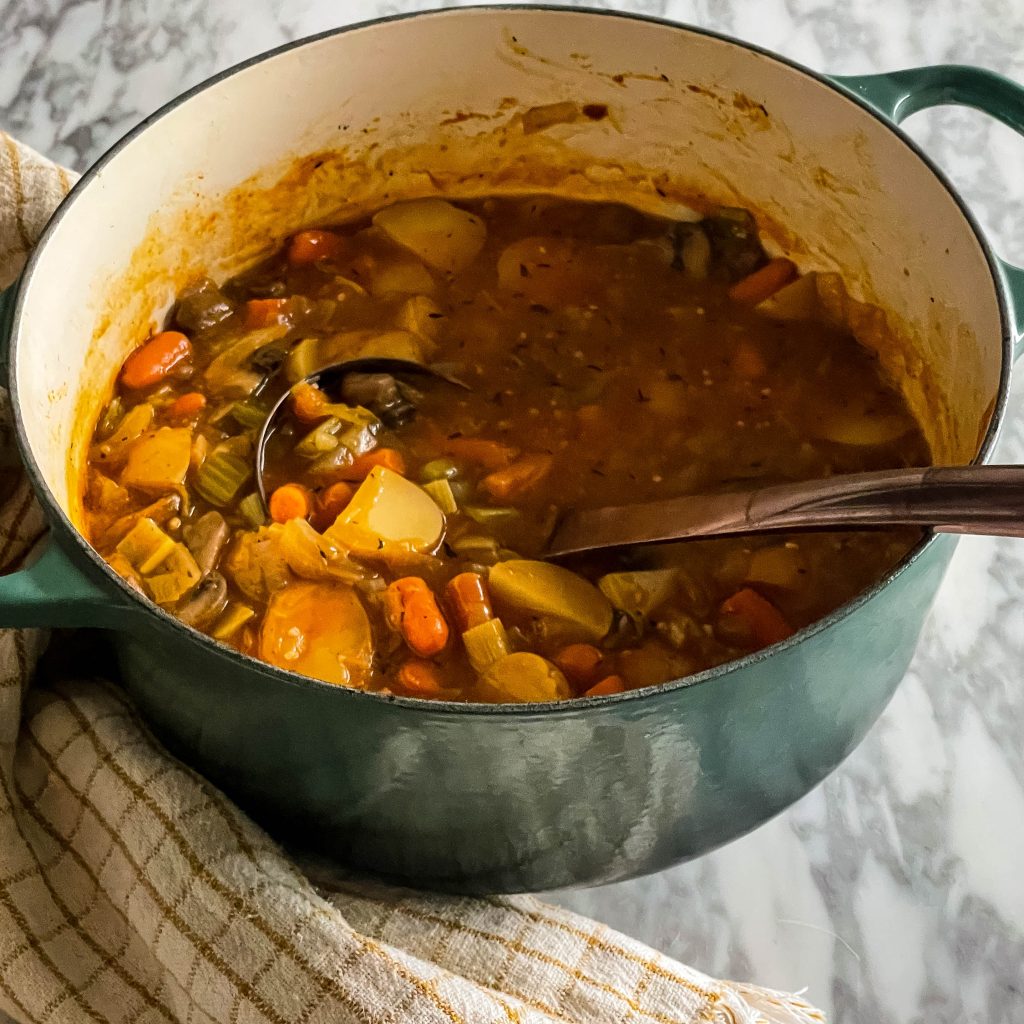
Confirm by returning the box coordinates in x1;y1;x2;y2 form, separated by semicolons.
13;8;1004;528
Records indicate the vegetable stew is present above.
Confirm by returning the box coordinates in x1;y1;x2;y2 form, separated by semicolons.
84;195;929;701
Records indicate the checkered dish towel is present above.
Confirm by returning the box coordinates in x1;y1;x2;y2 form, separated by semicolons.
0;131;824;1024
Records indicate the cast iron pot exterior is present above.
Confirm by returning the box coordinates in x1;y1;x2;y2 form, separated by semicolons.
1;8;1024;893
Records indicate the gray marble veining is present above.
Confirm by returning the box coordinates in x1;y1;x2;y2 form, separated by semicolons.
3;1;1024;1021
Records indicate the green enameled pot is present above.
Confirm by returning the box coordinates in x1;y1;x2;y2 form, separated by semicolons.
2;7;1024;893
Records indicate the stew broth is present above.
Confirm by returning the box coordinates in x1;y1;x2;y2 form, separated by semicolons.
84;195;929;701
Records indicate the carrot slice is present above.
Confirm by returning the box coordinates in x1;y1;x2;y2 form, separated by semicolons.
120;332;192;389
290;382;330;424
168;392;206;420
311;481;354;532
720;587;794;648
583;675;626;697
397;659;447;697
244;298;289;329
445;572;494;632
384;577;449;657
441;437;517;471
728;258;798;305
269;484;313;523
481;453;553;501
336;448;406;481
553;643;605;689
287;230;342;265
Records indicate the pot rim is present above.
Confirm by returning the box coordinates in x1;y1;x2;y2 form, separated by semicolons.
8;4;1013;716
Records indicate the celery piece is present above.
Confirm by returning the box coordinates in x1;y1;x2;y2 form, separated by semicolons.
464;505;520;527
462;618;511;674
230;396;270;432
116;518;176;575
203;325;286;398
194;451;251;507
450;534;500;563
211;603;256;640
238;492;268;528
423;478;458;515
419;458;459;482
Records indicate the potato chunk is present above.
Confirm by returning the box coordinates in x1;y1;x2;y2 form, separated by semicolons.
121;427;192;494
373;199;486;274
260;581;373;686
489;560;612;643
325;466;444;558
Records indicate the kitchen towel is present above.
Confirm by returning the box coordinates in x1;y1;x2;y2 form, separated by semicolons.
0;130;824;1024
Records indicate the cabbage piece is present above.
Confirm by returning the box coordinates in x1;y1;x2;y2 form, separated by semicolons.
373;199;486;274
278;518;374;584
223;527;292;603
203;325;287;397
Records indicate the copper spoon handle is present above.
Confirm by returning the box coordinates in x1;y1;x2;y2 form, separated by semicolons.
546;465;1024;557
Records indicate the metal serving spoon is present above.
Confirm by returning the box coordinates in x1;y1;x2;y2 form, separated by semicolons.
545;465;1024;557
254;357;469;506
256;367;1023;554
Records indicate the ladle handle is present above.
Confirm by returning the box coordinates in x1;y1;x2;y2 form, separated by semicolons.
547;466;1024;556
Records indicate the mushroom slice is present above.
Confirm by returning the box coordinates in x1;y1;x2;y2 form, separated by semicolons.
183;511;230;576
178;572;229;629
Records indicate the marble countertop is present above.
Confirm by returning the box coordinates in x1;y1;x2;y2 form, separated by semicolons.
3;1;1024;1020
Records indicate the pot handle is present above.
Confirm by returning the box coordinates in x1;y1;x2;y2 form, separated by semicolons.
0;537;137;628
834;66;1024;359
0;279;138;629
